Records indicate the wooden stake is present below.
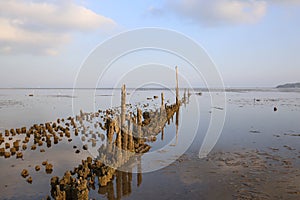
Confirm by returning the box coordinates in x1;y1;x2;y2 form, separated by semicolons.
137;108;142;144
175;66;179;105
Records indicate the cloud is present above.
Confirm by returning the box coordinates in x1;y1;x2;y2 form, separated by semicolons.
0;0;116;55
164;0;267;26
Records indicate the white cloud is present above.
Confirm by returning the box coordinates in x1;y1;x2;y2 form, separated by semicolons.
165;0;267;26
0;0;117;55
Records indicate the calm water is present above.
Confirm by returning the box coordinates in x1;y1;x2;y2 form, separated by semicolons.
0;88;300;199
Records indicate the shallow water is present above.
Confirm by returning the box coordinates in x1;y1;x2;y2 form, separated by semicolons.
0;88;300;199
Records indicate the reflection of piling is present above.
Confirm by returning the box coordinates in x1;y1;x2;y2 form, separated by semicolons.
175;106;180;145
176;66;179;105
122;171;128;196
107;181;115;200
137;156;142;187
137;108;142;144
49;75;187;199
116;171;122;200
128;169;132;194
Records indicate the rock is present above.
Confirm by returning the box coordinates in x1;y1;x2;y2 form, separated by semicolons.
42;161;48;166
40;149;45;153
22;144;27;150
75;149;80;154
4;152;11;158
274;107;278;112
86;157;93;164
13;140;20;148
35;165;41;171
5;143;10;149
21;127;26;133
0;136;4;144
10;147;16;155
65;130;71;138
45;163;53;174
27;177;33;184
23;137;30;143
31;144;37;150
5;130;9;136
10;129;16;136
38;140;43;146
83;144;88;151
0;148;5;156
21;169;29;178
16;152;23;159
50;176;59;188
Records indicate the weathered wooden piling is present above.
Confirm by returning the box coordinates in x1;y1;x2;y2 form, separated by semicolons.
137;108;142;144
127;120;134;152
175;66;179;105
161;92;164;106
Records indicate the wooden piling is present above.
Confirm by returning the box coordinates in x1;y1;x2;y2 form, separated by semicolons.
128;120;134;152
121;84;126;128
137;108;142;144
161;92;164;106
175;66;179;105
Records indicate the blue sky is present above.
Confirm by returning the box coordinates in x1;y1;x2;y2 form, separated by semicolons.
0;0;299;88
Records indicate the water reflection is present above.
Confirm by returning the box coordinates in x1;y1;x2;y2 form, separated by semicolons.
50;86;189;200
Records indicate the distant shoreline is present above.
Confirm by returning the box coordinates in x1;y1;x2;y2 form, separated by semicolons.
276;82;300;89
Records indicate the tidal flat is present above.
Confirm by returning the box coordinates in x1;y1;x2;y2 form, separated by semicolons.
0;88;300;200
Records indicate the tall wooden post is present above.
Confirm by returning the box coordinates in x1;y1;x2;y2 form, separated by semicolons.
128;120;134;152
161;92;164;106
121;84;126;130
175;66;179;105
137;108;142;144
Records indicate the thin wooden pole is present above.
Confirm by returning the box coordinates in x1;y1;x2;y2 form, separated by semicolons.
121;84;126;129
175;66;179;105
137;108;142;144
128;120;134;152
161;92;164;106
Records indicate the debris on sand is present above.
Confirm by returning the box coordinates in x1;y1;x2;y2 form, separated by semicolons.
250;130;261;134
27;177;33;184
82;144;88;151
35;165;41;171
45;163;53;174
16;152;23;159
21;169;29;178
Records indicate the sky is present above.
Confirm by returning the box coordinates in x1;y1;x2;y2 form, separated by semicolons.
0;0;300;88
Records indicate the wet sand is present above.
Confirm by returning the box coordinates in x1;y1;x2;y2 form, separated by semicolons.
0;88;300;199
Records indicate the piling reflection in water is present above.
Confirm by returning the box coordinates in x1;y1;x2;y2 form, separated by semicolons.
50;84;190;200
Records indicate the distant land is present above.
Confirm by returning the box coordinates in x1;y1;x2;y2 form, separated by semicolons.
276;82;300;88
